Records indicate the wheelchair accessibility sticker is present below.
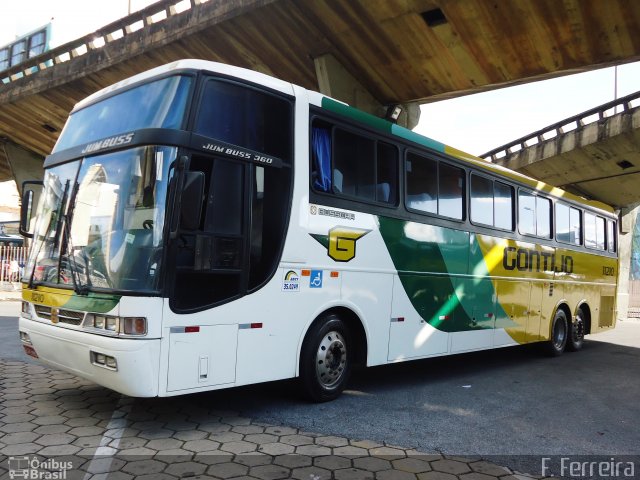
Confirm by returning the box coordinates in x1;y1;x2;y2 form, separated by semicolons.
310;270;323;288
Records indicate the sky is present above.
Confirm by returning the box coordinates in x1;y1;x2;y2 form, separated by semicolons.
1;0;639;206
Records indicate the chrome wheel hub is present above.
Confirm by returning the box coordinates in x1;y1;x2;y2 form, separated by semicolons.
316;330;347;388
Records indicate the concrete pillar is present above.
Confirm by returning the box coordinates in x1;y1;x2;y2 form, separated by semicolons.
616;204;640;321
313;53;421;130
1;140;45;197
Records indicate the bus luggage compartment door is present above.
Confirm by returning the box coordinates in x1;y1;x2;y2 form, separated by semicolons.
167;325;237;391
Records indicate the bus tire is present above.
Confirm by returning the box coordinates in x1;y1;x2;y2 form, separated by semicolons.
566;307;586;352
544;309;568;356
300;314;352;402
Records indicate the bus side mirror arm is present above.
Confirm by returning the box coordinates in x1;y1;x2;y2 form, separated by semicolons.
20;180;43;238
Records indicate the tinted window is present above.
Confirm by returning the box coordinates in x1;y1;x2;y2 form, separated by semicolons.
333;129;375;200
536;196;551;238
406;153;437;214
570;207;582;245
556;202;581;245
585;213;606;250
470;174;493;226
470;175;513;230
56;75;193;152
439;163;464;220
608;220;617;252
596;216;605;250
310;121;397;205
495;182;514;230
519;190;551;237
196;80;292;163
518;190;536;235
377;142;398;204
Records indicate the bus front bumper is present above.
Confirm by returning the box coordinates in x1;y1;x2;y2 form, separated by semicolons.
18;317;161;397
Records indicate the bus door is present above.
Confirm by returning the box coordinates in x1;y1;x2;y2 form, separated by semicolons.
163;154;249;392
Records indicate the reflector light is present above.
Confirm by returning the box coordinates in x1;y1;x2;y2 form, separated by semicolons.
330;271;339;278
397;317;405;322
23;345;38;358
301;270;311;276
250;323;263;329
185;326;200;333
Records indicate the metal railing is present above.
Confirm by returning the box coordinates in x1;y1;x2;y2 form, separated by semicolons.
0;245;27;284
0;0;203;85
481;90;640;163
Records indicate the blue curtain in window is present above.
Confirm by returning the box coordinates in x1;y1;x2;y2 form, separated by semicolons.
312;127;331;192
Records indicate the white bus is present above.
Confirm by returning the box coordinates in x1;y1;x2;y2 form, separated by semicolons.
19;60;618;401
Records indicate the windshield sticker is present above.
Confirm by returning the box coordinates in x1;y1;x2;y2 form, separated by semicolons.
125;233;135;244
201;140;282;168
282;270;300;292
80;132;134;155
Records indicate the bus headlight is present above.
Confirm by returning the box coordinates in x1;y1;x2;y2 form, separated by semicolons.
93;315;106;329
83;314;146;336
105;317;118;331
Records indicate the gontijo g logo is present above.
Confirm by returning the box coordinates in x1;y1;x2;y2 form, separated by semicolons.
310;227;370;262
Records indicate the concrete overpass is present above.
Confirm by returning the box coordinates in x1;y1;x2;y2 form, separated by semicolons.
2;0;640;187
482;91;640;210
482;92;640;320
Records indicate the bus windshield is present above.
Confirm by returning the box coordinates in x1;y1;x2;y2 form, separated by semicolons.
53;75;192;153
25;145;175;293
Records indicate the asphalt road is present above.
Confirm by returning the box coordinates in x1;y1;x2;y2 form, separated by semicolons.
2;301;639;475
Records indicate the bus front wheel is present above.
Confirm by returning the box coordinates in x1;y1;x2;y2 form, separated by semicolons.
545;309;568;356
567;307;586;352
300;314;352;402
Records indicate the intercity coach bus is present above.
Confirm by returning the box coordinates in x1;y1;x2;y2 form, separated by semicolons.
19;60;618;401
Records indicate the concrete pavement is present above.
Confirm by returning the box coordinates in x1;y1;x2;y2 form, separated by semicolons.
0;359;540;480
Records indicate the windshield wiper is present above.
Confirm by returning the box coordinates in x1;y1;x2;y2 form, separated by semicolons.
60;181;90;296
61;215;89;296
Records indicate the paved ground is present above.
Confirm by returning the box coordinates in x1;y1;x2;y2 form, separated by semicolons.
2;290;640;479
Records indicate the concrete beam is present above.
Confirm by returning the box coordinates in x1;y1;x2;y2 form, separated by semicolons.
314;54;420;130
1;141;45;196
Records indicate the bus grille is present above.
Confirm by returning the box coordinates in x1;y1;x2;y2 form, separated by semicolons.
33;305;85;325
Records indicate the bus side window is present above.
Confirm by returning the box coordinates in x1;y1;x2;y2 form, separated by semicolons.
311;126;332;193
607;220;617;252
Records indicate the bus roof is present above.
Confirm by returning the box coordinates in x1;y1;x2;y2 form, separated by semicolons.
72;59;294;113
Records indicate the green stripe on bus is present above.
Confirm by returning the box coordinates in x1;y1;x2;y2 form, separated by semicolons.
378;217;513;333
391;124;445;153
63;293;121;313
321;97;392;133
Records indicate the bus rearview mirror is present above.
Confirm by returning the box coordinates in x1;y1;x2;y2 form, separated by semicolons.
20;180;43;238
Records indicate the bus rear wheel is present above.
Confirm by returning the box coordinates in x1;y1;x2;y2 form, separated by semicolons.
544;309;568;356
566;307;586;352
300;314;352;402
